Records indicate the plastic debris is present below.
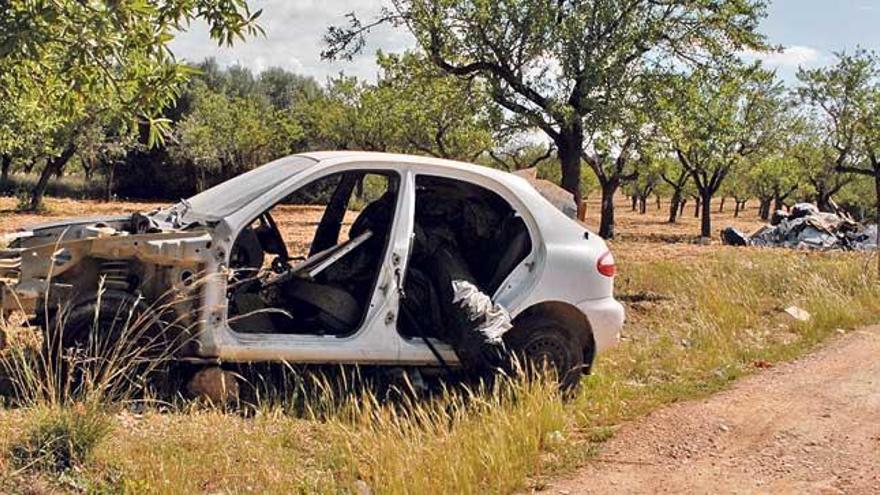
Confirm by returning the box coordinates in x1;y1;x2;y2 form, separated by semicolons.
721;227;749;246
783;306;811;322
790;203;819;219
451;280;512;343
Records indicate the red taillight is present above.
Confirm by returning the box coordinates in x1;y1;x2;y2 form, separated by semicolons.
597;251;616;277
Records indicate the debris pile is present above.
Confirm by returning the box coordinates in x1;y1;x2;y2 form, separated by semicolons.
722;203;877;251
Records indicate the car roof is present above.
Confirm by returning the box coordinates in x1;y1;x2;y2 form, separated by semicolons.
297;151;530;189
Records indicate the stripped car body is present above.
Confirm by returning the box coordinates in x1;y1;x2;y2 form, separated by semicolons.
0;152;624;381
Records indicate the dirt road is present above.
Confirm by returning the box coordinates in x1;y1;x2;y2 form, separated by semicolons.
548;326;880;495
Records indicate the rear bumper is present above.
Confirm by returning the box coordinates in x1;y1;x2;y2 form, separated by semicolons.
576;296;625;353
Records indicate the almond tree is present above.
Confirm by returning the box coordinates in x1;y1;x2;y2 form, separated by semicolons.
323;0;770;238
748;154;800;219
658;65;787;239
790;136;854;213
303;53;495;160
0;0;263;209
798;49;880;271
625;154;663;215
659;158;692;224
172;82;302;192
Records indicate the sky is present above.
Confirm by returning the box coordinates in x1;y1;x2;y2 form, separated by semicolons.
170;0;880;84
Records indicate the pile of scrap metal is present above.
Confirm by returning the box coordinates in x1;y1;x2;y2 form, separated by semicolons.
722;203;878;251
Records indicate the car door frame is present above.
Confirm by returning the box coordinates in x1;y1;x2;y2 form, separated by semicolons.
203;159;418;364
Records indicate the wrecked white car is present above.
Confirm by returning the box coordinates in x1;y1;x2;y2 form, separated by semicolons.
0;152;624;388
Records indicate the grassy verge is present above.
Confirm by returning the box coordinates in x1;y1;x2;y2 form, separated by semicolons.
1;248;878;493
571;249;879;450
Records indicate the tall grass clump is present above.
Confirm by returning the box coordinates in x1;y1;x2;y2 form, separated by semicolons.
0;276;205;486
322;375;569;494
9;403;111;474
1;284;196;407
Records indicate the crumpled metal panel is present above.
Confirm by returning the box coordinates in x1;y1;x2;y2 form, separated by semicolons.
728;209;877;251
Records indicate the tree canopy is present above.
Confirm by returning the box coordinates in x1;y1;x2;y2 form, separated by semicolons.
657;64;787;237
304;52;496;160
324;0;770;210
0;0;263;208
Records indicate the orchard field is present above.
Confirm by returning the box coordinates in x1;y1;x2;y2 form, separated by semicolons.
3;0;880;492
0;193;877;493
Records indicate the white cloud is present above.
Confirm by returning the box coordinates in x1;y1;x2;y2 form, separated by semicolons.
169;0;414;82
740;45;822;69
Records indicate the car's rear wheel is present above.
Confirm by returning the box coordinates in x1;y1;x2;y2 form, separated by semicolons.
504;316;585;392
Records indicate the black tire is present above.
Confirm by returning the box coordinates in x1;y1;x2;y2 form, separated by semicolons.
43;290;173;399
504;316;586;392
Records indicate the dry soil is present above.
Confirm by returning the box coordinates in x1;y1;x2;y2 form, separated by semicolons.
546;326;880;495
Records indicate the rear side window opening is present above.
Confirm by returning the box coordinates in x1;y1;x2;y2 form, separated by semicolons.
397;175;533;342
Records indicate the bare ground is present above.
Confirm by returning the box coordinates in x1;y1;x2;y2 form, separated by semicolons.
546;325;880;495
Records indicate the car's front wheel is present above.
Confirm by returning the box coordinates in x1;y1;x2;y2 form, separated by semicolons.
43;290;175;399
504;316;586;391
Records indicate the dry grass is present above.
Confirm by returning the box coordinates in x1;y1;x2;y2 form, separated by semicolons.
0;194;877;493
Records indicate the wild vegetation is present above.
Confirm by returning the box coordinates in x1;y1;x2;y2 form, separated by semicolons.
2;1;878;238
0;198;877;492
1;0;879;492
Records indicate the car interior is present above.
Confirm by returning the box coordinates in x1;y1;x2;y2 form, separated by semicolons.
227;171;399;336
396;175;532;343
225;170;532;344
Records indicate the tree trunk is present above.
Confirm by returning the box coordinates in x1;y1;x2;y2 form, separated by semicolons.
700;190;713;239
773;195;784;213
105;165;115;202
30;145;75;210
679;199;687;217
598;182;618;239
556;130;584;207
656;194;662;210
355;176;365;200
758;198;771;220
631;193;638;211
719;196;726;213
0;154;11;185
694;197;701;218
816;188;833;213
668;190;681;223
638;197;647;214
196;166;207;193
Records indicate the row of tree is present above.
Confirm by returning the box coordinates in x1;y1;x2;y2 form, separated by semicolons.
0;50;501;203
323;0;880;241
1;0;878;243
